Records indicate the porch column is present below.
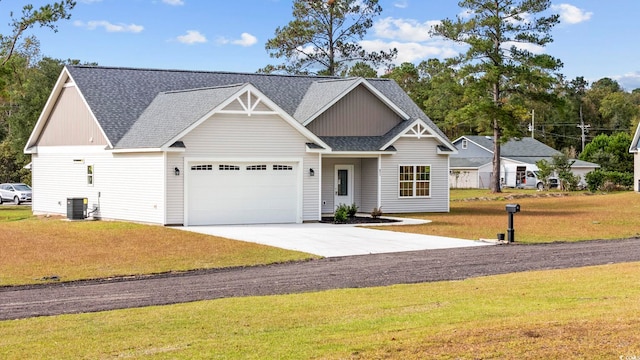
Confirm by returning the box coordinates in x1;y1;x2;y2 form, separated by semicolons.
318;152;322;220
377;154;382;208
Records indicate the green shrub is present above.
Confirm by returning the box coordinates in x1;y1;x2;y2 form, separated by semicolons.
585;170;633;192
347;203;358;217
334;204;349;223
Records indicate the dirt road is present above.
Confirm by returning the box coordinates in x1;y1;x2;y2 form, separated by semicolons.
2;238;639;321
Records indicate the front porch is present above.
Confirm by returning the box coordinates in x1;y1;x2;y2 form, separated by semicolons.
320;156;382;214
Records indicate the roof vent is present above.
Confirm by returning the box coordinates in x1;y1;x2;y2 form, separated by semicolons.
485;136;492;139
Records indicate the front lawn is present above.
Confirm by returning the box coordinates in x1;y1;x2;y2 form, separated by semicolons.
0;207;317;286
381;191;640;243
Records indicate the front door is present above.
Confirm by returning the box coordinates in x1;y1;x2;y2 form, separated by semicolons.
334;165;354;209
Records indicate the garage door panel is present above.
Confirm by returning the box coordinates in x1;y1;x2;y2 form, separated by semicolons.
187;162;299;225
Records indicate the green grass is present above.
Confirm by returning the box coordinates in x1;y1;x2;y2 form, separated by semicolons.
0;205;33;221
1;262;639;359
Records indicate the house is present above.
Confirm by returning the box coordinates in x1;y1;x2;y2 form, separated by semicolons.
25;66;456;225
449;135;599;189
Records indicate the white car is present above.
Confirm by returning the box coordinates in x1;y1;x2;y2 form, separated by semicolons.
0;183;32;205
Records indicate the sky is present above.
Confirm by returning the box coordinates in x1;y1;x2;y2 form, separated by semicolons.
4;0;640;90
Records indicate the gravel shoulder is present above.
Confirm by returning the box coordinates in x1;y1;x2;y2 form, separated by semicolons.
2;238;640;321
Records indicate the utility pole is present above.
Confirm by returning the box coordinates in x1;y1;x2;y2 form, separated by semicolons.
530;109;535;139
576;104;590;152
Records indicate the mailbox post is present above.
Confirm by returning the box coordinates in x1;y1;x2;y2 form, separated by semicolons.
505;204;520;243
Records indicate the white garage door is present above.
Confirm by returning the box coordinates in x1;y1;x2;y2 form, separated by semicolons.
187;162;299;225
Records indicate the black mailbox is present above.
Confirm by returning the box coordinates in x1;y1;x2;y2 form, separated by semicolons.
505;203;520;243
506;204;520;213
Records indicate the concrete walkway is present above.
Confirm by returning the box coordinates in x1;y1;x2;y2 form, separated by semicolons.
179;216;491;257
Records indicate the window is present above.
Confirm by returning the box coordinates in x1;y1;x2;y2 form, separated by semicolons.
273;165;293;171
191;164;213;171
247;165;267;171
399;165;430;197
219;165;240;171
87;165;94;186
461;139;468;149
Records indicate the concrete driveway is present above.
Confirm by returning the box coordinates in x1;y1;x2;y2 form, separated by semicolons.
179;217;491;257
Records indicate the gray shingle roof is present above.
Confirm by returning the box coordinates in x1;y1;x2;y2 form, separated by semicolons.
320;136;397;152
450;157;492;168
117;84;245;148
453;135;599;169
66;65;451;151
463;136;559;157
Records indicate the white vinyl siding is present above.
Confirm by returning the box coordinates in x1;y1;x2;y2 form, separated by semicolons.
380;137;449;213
166;113;320;223
31;147;165;224
636;152;640;192
360;158;379;213
166;152;184;224
449;169;480;189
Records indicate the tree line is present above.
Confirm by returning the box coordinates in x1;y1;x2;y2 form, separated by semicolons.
1;0;637;190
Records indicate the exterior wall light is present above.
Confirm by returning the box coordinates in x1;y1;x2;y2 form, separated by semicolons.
309;168;315;176
174;167;180;176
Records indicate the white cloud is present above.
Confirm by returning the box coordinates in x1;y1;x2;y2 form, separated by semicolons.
393;0;408;9
217;33;258;47
74;20;143;33
613;71;640;91
177;30;207;44
162;0;184;5
373;17;440;42
233;33;258;47
360;39;460;64
551;4;592;24
503;41;545;54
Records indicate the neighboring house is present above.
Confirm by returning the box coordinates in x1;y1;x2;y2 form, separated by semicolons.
630;123;640;192
449;135;599;189
25;66;456;225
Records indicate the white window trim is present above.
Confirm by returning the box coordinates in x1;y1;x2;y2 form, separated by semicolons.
461;139;468;149
87;164;94;187
398;164;431;198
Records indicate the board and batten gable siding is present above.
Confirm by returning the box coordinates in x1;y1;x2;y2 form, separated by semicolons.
306;85;403;136
380;137;450;213
31;147;165;224
165;113;320;223
35;85;108;147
